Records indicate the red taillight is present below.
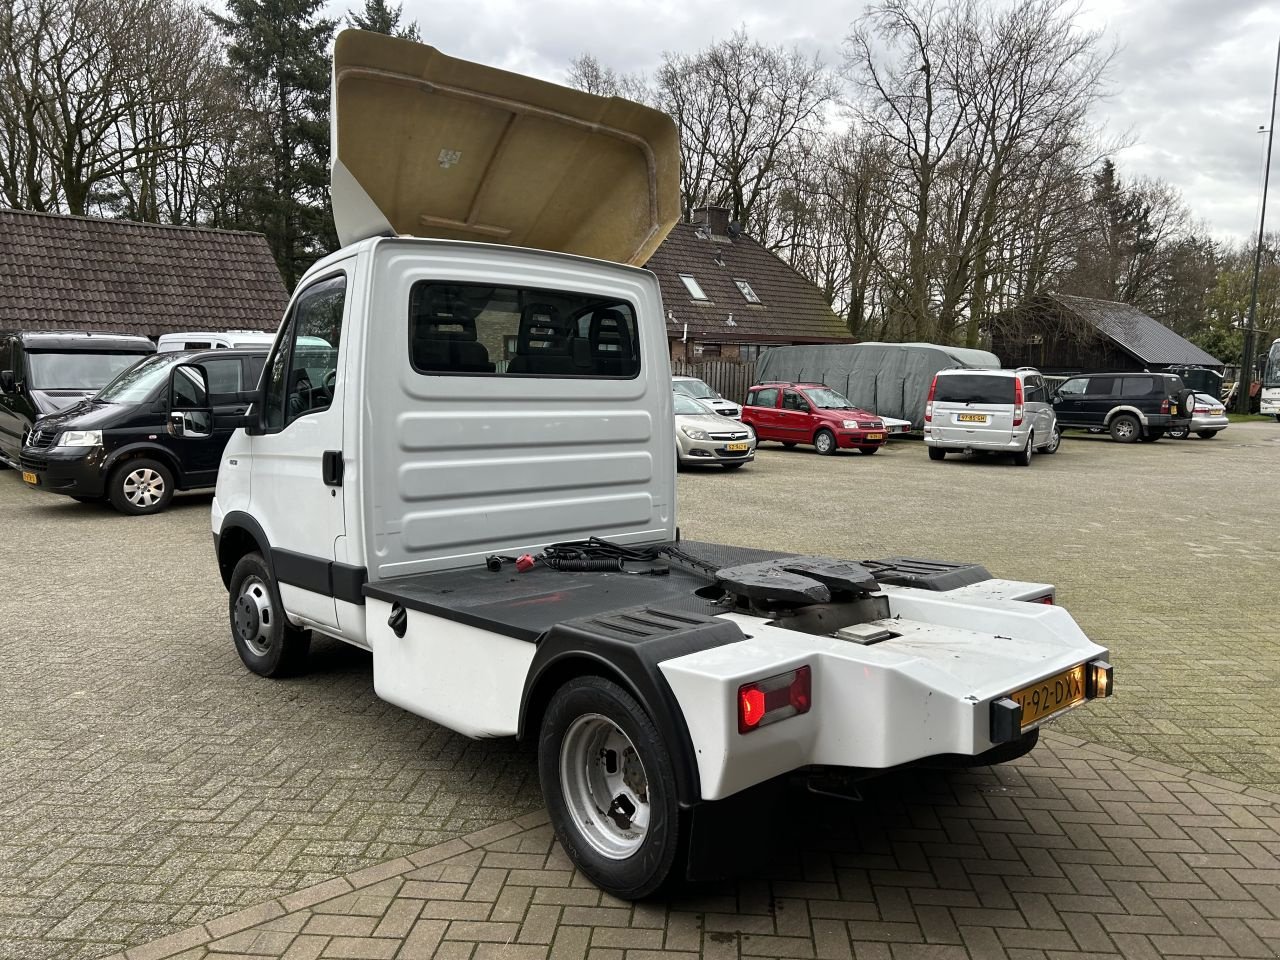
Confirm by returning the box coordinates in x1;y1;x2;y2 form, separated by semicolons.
1013;377;1024;427
924;376;938;423
737;666;811;734
1033;594;1054;604
1160;398;1170;414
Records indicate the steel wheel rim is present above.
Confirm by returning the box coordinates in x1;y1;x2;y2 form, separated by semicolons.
123;467;165;508
233;575;275;657
559;713;650;860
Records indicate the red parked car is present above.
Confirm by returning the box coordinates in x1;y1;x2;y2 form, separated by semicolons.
741;382;887;455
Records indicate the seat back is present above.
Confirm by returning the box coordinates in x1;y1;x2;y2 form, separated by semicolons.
508;302;590;375
411;286;494;373
587;308;635;376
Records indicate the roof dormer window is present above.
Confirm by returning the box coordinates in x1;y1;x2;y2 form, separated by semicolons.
679;274;709;301
734;279;761;304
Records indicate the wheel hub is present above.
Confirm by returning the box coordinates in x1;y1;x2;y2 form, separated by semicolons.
560;714;651;860
234;577;274;656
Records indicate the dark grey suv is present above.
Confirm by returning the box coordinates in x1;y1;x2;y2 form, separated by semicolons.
1051;372;1193;443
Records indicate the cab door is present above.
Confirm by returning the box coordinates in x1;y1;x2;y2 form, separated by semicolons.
778;389;811;442
746;386;781;440
249;269;351;632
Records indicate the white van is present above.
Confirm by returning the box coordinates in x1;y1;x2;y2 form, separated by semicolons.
157;331;276;352
195;30;1113;900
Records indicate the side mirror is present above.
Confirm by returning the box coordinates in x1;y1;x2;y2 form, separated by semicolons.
168;363;212;439
0;370;13;393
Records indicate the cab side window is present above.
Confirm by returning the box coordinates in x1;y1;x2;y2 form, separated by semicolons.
263;275;347;431
755;387;780;408
203;358;243;400
1084;377;1117;397
1057;378;1086;397
782;390;808;411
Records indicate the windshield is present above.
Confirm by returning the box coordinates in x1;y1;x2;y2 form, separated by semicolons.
673;378;717;400
803;386;854;409
935;374;1016;404
1266;340;1280;388
96;353;183;403
27;351;150;390
673;394;712;416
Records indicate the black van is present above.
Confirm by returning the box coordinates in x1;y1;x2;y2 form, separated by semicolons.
19;348;266;514
0;331;156;467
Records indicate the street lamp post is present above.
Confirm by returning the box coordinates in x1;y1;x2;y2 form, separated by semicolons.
1239;37;1280;414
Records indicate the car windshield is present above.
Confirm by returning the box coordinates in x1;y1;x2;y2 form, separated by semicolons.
673;394;711;416
95;353;183;403
27;350;151;390
934;375;1016;404
673;378;717;400
803;386;854;409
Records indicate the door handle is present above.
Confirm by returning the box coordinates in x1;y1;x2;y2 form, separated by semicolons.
322;450;343;486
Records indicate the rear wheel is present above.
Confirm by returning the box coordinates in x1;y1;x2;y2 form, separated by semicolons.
813;429;836;456
856;446;879;455
1167;425;1189;440
1013;433;1033;466
1108;414;1140;443
1196;429;1220;439
229;552;311;677
928;447;945;461
539;676;680;900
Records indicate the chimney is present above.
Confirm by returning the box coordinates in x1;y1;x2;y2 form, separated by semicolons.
693;205;731;238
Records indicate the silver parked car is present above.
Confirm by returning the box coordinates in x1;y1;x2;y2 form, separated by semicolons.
924;367;1061;466
673;393;755;469
672;375;741;418
1167;393;1228;439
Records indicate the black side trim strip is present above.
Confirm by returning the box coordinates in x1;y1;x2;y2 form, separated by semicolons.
362;583;537;641
272;548;368;606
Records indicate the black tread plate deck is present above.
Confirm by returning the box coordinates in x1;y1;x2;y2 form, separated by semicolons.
363;541;791;643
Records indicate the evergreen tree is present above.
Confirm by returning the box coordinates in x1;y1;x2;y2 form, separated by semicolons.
347;0;420;40
207;0;337;287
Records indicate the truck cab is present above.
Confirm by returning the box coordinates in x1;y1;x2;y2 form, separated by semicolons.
207;30;1113;900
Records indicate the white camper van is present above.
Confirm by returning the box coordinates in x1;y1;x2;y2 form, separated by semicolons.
193;31;1113;899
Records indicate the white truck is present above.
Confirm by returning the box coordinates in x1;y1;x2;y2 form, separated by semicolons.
192;31;1113;900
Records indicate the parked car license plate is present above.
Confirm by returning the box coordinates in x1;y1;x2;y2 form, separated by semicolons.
1010;663;1085;729
21;471;38;485
957;413;987;423
865;433;885;441
725;442;749;452
1210;407;1223;415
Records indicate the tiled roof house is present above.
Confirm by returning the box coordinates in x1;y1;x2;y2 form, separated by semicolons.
0;209;287;338
644;207;852;361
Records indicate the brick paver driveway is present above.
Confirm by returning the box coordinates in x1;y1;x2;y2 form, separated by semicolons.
1;422;1277;960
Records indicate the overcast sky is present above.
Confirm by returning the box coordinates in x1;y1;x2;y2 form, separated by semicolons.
371;0;1280;245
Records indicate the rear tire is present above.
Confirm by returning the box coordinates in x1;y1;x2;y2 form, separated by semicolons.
539;676;681;900
928;447;945;461
1013;433;1033;466
856;446;879;455
1167;425;1189;440
229;552;311;677
813;429;836;456
1196;430;1220;439
1108;415;1140;443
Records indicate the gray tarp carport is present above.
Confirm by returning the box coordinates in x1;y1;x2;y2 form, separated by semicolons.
755;342;1000;429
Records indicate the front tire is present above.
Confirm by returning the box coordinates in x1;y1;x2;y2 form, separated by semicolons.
539;676;680;900
1041;426;1061;454
108;458;174;515
1109;414;1140;443
813;429;837;456
229;552;311;677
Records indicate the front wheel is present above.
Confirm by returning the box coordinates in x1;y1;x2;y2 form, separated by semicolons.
1041;426;1061;454
1013;433;1033;466
539;676;681;900
813;429;837;456
108;458;174;515
229;552;311;677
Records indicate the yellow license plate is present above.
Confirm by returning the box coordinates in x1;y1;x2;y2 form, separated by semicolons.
22;471;37;484
957;413;987;423
1210;408;1223;415
1010;664;1086;729
726;442;749;451
865;433;885;441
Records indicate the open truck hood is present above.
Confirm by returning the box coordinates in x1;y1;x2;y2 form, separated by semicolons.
331;30;681;265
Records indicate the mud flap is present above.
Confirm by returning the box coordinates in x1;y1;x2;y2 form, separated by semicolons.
683;775;789;881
